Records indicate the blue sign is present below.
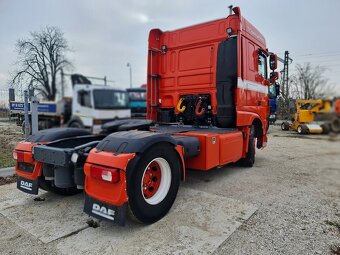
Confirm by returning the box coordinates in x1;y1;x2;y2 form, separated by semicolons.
9;101;57;113
9;102;28;111
37;104;56;113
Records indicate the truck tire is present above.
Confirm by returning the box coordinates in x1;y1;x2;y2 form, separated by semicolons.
38;176;81;196
22;121;31;135
330;117;340;133
69;120;84;129
127;143;181;224
281;122;290;131
297;125;307;134
239;126;255;167
321;123;330;134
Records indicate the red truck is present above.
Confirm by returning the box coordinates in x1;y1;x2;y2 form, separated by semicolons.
13;6;279;225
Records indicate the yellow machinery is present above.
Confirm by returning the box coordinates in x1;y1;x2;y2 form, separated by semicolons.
281;99;333;134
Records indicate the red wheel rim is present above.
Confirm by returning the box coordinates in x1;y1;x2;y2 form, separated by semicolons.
142;161;162;199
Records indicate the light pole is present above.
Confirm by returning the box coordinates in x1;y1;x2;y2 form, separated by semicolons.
127;62;132;88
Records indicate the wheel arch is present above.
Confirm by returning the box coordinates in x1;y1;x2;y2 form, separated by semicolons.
125;141;185;182
67;115;84;127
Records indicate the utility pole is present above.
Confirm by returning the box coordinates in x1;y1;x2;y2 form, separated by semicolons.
277;51;292;118
24;90;30;140
61;68;65;97
283;51;290;116
283;51;290;100
127;62;132;88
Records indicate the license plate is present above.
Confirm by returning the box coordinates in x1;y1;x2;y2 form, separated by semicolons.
17;177;39;195
83;194;127;226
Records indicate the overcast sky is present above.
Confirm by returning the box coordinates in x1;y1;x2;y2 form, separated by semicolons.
1;0;340;95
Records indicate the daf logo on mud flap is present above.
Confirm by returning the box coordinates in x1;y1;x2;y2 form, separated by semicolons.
20;180;33;191
92;203;115;221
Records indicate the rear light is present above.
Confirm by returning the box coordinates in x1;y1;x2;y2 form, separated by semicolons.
17;162;35;173
90;164;120;183
13;150;24;161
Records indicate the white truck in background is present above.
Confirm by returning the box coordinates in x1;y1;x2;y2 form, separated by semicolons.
10;74;131;134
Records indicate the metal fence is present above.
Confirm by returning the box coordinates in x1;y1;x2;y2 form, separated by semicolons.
0;89;9;117
0;89;24;168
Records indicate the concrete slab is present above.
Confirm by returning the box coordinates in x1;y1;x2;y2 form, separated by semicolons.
0;184;89;243
56;187;257;255
0;167;15;177
0;183;257;253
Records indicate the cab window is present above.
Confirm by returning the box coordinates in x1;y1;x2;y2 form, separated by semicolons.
78;90;92;108
258;53;268;80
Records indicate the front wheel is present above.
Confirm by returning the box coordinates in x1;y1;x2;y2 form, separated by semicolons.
69;120;84;129
127;143;181;224
297;125;307;134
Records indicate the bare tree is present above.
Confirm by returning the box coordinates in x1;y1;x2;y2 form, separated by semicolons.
290;63;334;99
12;26;71;100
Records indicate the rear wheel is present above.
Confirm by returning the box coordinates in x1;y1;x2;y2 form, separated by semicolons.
281;122;290;131
331;117;340;133
239;126;256;167
21;121;31;135
127;143;181;224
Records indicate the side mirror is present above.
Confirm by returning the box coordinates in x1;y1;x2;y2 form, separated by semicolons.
269;54;278;70
270;71;279;83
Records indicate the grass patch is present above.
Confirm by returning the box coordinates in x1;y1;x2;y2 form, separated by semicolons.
0;154;15;168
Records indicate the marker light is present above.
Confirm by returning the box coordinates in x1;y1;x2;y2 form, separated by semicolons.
13;150;24;161
226;27;233;35
71;152;79;164
12;150;17;160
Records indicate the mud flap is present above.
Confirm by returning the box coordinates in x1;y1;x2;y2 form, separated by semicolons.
17;176;39;195
84;194;127;226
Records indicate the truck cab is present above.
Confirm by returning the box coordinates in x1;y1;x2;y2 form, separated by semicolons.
147;6;279;147
126;87;147;118
70;84;130;133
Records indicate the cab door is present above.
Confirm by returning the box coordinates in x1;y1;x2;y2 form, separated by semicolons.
72;87;94;127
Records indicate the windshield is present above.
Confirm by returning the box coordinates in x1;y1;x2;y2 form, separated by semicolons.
93;90;129;109
128;91;146;101
300;103;318;110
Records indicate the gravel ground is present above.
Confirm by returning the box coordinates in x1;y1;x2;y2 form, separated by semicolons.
0;125;339;254
213;126;340;255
